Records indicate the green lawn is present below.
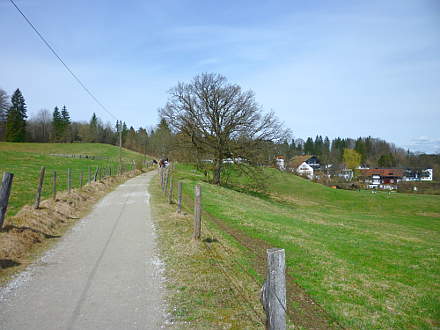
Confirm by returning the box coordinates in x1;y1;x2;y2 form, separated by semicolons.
171;163;440;329
0;142;147;218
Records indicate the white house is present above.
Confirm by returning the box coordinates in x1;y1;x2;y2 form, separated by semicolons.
421;169;433;181
297;162;314;179
275;156;286;170
403;168;433;182
288;155;321;179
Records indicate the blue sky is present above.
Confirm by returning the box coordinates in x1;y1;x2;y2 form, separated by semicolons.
1;0;439;153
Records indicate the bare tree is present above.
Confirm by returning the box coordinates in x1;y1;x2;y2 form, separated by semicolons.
160;73;289;185
27;109;52;142
0;88;9;140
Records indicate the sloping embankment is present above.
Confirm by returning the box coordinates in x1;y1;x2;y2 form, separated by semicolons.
0;169;147;284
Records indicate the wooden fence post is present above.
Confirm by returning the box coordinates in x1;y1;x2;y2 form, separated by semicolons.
34;166;46;209
94;167;99;182
88;167;91;184
177;182;182;213
79;171;83;188
193;184;202;240
164;169;169;194
261;248;286;330
168;176;173;204
0;172;14;228
53;171;57;201
67;168;71;193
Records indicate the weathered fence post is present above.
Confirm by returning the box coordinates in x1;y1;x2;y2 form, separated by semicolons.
164;169;169;194
67;168;71;193
79;171;83;188
94;167;99;182
168;176;173;204
53;171;57;201
0;172;14;228
261;248;286;330
193;184;202;240
177;182;182;213
88;167;91;184
34;166;46;209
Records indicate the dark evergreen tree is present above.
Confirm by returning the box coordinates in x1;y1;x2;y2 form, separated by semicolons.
6;89;27;142
52;106;63;141
61;105;71;142
89;112;98;142
323;136;330;154
314;135;323;155
304;137;314;155
355;138;367;163
61;106;70;126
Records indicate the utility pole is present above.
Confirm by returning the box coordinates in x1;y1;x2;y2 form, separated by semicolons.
118;120;122;169
143;137;148;167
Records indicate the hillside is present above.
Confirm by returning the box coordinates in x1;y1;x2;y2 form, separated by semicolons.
162;164;440;329
0;142;147;217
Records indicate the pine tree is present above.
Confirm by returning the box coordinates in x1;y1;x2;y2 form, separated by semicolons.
89;113;98;142
6;89;27;142
61;105;71;142
121;121;128;145
355;138;367;164
304;137;314;155
52;106;63;141
314;135;323;155
323;136;330;154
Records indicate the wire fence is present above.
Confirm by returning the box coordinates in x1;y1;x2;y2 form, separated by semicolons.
0;160;139;221
158;165;290;328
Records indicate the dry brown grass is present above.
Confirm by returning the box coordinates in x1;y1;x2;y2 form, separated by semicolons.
0;170;145;284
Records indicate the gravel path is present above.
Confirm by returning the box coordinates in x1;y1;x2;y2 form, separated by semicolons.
0;171;165;330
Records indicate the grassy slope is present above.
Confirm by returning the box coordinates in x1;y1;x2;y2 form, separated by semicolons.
173;164;440;329
0;142;147;217
150;178;267;329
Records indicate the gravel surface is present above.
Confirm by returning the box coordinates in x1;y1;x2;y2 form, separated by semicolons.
0;171;165;330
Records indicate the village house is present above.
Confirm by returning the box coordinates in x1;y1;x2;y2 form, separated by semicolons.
289;155;321;179
359;168;405;190
275;156;286;170
403;168;433;181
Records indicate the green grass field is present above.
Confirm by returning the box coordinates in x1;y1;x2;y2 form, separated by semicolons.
169;163;440;329
0;142;147;218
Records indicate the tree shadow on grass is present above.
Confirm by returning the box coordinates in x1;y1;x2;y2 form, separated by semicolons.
203;237;219;243
0;259;21;269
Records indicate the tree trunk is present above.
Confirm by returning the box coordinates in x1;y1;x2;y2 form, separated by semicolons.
213;158;222;185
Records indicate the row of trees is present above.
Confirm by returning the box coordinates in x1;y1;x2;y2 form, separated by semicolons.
273;135;414;169
2;76;438;185
0;88;173;157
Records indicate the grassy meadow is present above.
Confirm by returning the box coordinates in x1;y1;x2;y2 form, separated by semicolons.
163;163;440;329
0;142;147;218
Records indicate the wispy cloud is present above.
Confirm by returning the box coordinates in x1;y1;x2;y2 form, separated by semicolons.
405;137;440;154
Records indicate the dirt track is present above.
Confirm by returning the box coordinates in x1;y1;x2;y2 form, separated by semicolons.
0;171;165;329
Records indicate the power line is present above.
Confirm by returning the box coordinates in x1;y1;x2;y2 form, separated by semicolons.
8;0;118;122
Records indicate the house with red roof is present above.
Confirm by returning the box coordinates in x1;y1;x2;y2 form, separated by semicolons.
359;168;405;189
